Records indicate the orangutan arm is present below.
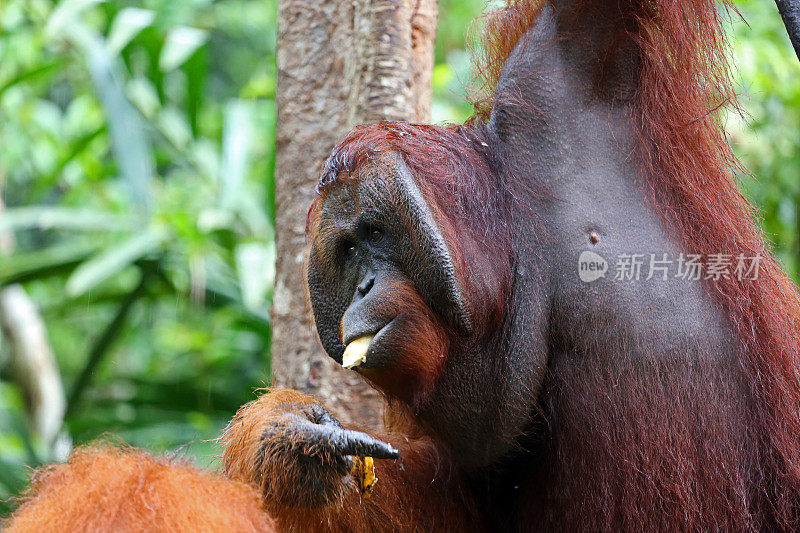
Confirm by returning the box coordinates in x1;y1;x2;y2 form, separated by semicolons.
221;388;478;533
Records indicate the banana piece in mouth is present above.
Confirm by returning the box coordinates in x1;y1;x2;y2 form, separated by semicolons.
342;335;374;369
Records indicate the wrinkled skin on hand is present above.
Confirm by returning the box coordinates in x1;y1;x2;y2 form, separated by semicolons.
221;389;397;510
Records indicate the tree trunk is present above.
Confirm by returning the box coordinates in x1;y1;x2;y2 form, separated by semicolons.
272;0;437;427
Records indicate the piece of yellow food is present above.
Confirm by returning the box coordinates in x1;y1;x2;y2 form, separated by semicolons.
352;456;378;500
342;335;373;369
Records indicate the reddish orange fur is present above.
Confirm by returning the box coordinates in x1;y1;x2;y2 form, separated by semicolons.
7;1;800;530
222;389;478;532
306;0;800;529
355;280;450;405
4;444;276;532
310;122;513;334
474;0;800;528
467;0;546;121
222;388;319;497
586;0;800;527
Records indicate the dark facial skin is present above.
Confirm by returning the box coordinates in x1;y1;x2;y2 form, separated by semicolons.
306;153;462;405
306;2;745;476
308;146;526;468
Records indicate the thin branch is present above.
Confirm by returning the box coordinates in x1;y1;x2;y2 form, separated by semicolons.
0;197;70;461
775;0;800;61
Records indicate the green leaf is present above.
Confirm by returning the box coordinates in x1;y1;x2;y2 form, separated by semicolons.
159;27;208;72
46;0;104;37
0;207;132;233
66;229;165;297
0;242;100;287
86;43;155;210
107;8;156;56
220;100;253;209
0;62;60;99
157;106;192;149
197;208;234;233
126;78;161;119
46;125;106;184
190;139;220;181
235;242;274;311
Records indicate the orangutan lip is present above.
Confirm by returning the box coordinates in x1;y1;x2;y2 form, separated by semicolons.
364;318;395;362
342;318;394;347
341;318;396;370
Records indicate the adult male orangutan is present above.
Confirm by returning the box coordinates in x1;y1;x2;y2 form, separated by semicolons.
7;0;800;531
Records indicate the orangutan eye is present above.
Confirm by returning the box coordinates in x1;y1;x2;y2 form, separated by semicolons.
369;229;383;243
341;240;357;259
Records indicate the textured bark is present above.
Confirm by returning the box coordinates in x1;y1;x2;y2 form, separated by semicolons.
272;0;437;427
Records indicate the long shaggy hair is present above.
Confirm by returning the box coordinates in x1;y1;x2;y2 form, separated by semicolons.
477;0;800;528
4;445;275;532
310;0;800;529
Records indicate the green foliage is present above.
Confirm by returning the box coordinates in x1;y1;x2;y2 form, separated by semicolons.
431;0;486;123
730;0;800;279
0;0;276;514
0;0;796;517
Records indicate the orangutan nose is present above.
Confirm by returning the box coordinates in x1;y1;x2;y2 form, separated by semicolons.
357;273;374;296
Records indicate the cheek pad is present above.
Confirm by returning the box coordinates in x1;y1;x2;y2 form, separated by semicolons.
306;247;351;362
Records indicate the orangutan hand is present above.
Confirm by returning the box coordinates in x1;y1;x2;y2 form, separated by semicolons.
222;391;398;509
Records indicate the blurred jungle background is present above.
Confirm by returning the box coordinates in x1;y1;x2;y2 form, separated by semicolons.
0;0;797;514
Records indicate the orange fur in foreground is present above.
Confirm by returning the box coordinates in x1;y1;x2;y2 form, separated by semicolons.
221;388;476;532
222;388;317;494
4;445;276;533
4;389;472;532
